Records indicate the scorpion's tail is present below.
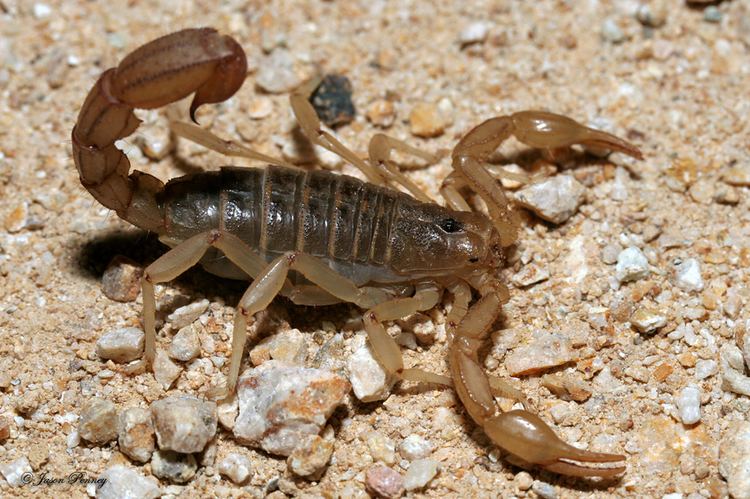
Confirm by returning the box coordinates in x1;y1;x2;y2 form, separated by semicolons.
71;27;247;230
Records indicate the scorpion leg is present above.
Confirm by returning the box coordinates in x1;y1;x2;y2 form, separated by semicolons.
170;121;295;168
367;133;437;202
290;79;391;185
448;280;625;477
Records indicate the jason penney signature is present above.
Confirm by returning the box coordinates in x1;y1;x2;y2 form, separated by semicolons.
21;471;107;489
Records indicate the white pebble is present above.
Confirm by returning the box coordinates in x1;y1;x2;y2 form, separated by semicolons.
0;457;32;487
676;385;701;425
719;421;750;499
151;396;217;454
167;299;209;329
515;175;586;224
459;22;489;45
153;349;182;389
601;18;625;43
97;465;161;499
218;453;253;484
348;335;395;402
615;247;650;283
404;459;440;491
96;327;144;363
256;48;304;94
694;359;718;380
33;3;51;18
169;325;201;362
674;258;703;292
399;434;433;460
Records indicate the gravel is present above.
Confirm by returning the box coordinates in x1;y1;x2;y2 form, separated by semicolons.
218;453;253;484
96;327;144;363
151;396;217;454
79;398;118;444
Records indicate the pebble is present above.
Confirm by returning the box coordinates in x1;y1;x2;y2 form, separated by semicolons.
247;97;273;119
0;416;9;441
515;175;585;224
167;299;209;329
409;102;447;138
541;373;592;402
117;407;155;463
79;398;118;444
721;344;750;396
151;450;197;484
694;359;718;380
459;22;490;46
366;99;396;128
366;431;397;465
249;328;307;366
399;435;433;460
601;243;622;264
256;48;304;94
615;247;650;283
674;258;703;292
722;166;750;186
347;335;395;402
96;327;144;363
688;179;715;204
504;332;576;376
676;385;701;425
33;2;51;18
0;457;31;487
101;256;142;302
153;349;182;389
4;202;30;233
233;360;349;455
719;421;750;499
287;433;334;477
218;453;253;484
703;6;722;23
151;396;217;453
532;480;558;499
630;306;668;333
724;288;743;319
403;459;440;491
714;184;740;205
97;465;160;499
514;471;534;491
136;123;173;161
511;264;550;287
601;18;625;44
310;75;356;128
366;464;404;499
636;2;667;28
169;324;201;362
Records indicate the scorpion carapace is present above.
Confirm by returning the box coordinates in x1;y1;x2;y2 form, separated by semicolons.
73;27;643;478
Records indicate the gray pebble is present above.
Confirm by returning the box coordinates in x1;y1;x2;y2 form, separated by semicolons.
169;325;201;362
703;6;722;23
151;396;217;453
151;450;197;484
615;247;650;283
79;398;118;444
601;18;625;43
96;465;160;499
218;453;253;484
96;327;144;363
117;407;155;463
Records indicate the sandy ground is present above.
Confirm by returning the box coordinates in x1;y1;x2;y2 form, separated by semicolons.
1;0;750;497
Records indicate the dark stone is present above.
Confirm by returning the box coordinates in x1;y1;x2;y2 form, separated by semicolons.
309;75;356;128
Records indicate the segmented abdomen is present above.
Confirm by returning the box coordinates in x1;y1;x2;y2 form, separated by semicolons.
160;165;408;277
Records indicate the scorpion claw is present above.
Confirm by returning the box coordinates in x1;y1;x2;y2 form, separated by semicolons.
484;410;625;478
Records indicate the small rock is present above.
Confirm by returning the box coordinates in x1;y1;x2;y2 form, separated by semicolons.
287;433;334;477
515;471;534;491
676;385;701;424
256;48;304;94
601;243;622;264
703;6;722;23
404;459;440;491
151;450;197;484
366;431;396;465
695;359;718;380
248;97;273;119
167;299;209;329
310;75;355;128
459;22;490;46
532;480;558;499
33;3;51;18
0;457;31;487
674;258;703;292
409;102;447;138
688;179;715;204
101;256;142;302
218;453;253;484
721;344;750;396
636;2;667;28
399;435;433;460
505;332;576;376
96;327;144;363
714;184;740;205
79;398;118;444
719;421;750;499
0;416;10;441
615;247;650;283
348;335;395;402
27;443;48;471
515;175;586;224
117;407;155;463
722;166;750;186
4;202;29;233
234;361;349;456
366;464;404;499
136;123;173;160
153;349;182;389
366;99;396;128
249;328;307;366
151;396;217;453
601;18;625;43
97;465;160;499
630;306;668;333
723;288;743;319
512;264;550;287
169;324;201;362
541;373;592;402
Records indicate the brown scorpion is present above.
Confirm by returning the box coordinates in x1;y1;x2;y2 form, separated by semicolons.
72;28;643;477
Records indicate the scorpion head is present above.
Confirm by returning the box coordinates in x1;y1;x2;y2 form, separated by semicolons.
389;202;503;276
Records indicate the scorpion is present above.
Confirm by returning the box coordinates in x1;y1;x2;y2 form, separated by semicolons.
72;28;643;478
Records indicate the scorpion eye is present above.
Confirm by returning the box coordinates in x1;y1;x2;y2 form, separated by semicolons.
439;217;462;233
